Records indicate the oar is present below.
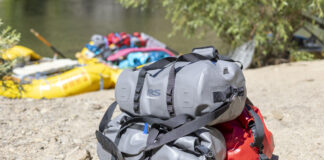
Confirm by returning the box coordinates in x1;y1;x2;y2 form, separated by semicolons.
30;28;66;58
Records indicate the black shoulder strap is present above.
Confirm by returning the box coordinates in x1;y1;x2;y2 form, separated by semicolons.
133;57;177;113
99;101;118;132
96;130;124;160
245;99;270;160
144;102;230;151
166;53;215;117
96;101;125;160
246;104;265;150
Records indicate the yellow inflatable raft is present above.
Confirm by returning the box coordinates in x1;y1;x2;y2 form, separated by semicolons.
0;63;121;99
1;45;122;99
1;45;41;61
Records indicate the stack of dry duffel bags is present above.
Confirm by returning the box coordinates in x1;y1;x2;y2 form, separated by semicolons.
96;46;275;160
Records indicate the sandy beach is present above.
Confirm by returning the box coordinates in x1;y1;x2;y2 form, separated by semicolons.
1;60;324;160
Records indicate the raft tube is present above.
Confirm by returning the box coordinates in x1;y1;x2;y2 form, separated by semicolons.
1;45;41;61
106;47;175;61
0;63;121;99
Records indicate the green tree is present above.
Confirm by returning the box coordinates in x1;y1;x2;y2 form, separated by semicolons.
0;19;20;51
118;0;323;66
0;19;20;79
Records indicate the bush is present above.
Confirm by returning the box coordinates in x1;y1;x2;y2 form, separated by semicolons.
0;19;20;52
118;0;323;66
0;19;20;79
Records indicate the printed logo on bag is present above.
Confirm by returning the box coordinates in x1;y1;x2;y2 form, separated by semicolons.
147;89;161;97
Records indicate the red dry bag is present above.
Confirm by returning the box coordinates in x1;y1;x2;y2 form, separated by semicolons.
216;99;275;160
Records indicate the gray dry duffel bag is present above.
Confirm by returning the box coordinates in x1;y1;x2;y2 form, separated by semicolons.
115;46;246;125
97;112;227;160
96;46;247;160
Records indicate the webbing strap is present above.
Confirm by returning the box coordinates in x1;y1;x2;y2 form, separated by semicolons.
111;114;192;158
245;103;269;160
259;153;270;160
195;145;214;160
142;57;177;70
133;57;177;113
133;70;147;113
246;104;265;150
99;101;118;132
120;114;191;130
96;101;121;160
144;102;230;151
166;53;212;117
96;130;124;160
166;63;176;116
96;101;229;160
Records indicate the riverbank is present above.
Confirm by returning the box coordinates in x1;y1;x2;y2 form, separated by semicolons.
1;60;324;160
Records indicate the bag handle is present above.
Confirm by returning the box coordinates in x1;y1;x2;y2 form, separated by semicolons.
192;46;219;59
141;57;177;71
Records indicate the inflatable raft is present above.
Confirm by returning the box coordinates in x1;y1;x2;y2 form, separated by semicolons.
0;63;121;99
0;32;175;99
0;46;121;99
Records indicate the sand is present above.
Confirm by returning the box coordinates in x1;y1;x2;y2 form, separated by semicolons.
1;60;324;160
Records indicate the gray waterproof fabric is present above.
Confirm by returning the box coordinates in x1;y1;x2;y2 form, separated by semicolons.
97;113;227;160
115;59;246;125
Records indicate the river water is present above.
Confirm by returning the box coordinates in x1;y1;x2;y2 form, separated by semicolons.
0;0;227;58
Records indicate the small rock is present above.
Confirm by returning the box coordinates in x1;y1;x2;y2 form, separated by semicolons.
306;79;314;82
20;108;27;113
72;115;79;120
34;107;40;112
91;103;103;110
65;147;91;160
73;138;82;144
271;110;284;121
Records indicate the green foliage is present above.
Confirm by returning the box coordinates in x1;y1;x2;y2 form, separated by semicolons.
0;19;20;51
118;0;324;66
290;50;315;61
0;59;17;79
0;19;20;79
